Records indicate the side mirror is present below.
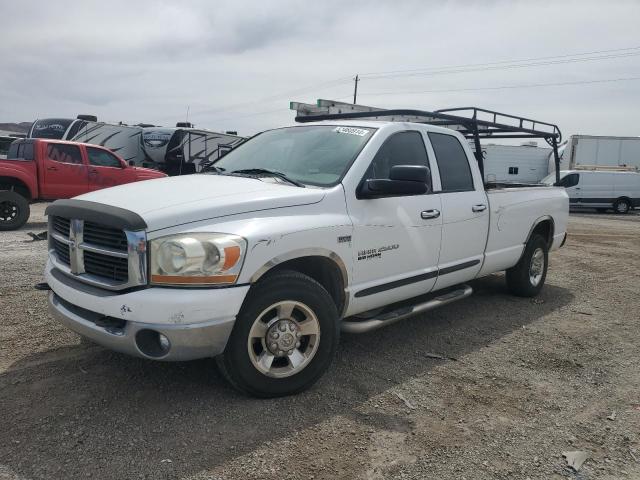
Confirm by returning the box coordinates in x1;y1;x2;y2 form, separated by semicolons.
358;165;430;199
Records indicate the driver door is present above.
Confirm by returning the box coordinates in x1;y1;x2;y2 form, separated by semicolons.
86;146;132;191
346;130;443;313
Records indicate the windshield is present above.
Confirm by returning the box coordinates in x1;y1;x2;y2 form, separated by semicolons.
213;125;375;186
541;171;567;185
29;118;74;139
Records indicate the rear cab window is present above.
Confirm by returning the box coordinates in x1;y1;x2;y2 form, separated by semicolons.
428;132;475;192
6;141;35;161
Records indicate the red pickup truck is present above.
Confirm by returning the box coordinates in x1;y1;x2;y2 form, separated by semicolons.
0;138;166;230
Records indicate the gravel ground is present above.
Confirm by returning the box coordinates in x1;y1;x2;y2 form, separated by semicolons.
1;203;639;480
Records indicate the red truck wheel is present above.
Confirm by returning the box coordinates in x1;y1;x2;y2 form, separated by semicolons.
0;190;30;231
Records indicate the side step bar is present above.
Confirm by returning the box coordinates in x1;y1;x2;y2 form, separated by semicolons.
341;284;473;334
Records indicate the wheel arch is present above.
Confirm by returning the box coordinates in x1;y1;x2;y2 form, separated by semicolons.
524;215;555;248
249;249;349;316
0;176;33;200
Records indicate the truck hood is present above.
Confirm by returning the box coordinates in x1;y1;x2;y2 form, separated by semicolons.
72;174;325;231
132;166;167;180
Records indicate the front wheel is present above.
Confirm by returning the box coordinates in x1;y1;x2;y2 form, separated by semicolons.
0;190;30;231
216;270;339;397
506;234;548;297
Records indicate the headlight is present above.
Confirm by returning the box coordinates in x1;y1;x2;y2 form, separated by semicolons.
149;233;246;286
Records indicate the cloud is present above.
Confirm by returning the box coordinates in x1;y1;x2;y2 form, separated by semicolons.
1;0;639;138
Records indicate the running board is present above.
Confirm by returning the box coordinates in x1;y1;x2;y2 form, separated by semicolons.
341;285;473;334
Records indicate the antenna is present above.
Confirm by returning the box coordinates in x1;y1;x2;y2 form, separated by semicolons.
353;75;359;104
186;106;190;124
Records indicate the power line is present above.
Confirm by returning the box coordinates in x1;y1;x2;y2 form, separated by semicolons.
359;45;640;79
360;51;640;81
346;76;640;98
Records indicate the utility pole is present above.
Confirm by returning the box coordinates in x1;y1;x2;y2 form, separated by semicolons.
353;74;359;104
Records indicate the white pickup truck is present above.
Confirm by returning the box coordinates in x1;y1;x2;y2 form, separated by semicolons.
43;118;569;397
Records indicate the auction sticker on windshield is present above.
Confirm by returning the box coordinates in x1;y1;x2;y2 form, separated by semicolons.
333;126;370;136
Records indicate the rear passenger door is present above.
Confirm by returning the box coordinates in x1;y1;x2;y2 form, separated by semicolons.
427;132;488;290
41;143;88;199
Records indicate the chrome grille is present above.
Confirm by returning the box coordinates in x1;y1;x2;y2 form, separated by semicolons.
52;216;70;237
84;221;128;250
48;215;147;290
84;250;129;281
52;237;71;265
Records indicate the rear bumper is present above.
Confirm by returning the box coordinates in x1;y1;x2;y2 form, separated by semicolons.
44;259;250;361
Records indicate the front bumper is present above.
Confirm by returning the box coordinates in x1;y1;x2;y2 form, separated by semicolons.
45;259;250;361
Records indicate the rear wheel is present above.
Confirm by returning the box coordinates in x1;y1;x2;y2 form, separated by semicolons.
0;190;30;231
216;270;339;397
506;234;548;297
614;198;630;214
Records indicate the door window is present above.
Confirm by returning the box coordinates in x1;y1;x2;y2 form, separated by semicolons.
46;143;82;164
87;147;122;168
559;173;579;188
366;131;431;186
428;133;474;192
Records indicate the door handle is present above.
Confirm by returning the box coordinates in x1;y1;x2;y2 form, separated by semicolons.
472;204;487;212
46;166;58;171
421;209;440;219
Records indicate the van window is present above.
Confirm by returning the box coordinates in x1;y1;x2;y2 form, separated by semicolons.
87;147;122;168
559;173;579;188
428;132;474;192
46;144;83;164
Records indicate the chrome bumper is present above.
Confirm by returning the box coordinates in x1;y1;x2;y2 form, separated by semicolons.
48;292;235;361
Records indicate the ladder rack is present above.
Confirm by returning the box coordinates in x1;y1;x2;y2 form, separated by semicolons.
292;99;563;184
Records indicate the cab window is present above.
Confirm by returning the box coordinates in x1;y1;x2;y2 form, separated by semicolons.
428;132;474;192
87;147;122;168
365;131;432;188
46;144;82;164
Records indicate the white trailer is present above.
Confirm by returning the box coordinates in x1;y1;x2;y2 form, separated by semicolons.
551;135;640;172
480;143;551;183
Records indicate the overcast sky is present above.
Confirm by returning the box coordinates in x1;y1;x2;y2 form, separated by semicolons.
2;0;639;140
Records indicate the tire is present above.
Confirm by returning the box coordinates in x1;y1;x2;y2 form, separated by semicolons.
216;270;339;397
506;234;548;297
0;190;30;231
613;198;630;214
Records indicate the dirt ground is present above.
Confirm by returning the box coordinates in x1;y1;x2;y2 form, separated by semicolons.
0;203;639;480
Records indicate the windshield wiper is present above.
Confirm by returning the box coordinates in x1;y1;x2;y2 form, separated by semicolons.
230;168;305;187
200;164;226;173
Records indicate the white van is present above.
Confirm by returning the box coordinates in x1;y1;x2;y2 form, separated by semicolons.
542;169;640;213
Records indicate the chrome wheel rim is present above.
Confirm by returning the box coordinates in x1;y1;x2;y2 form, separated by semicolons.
529;248;545;286
247;300;320;378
